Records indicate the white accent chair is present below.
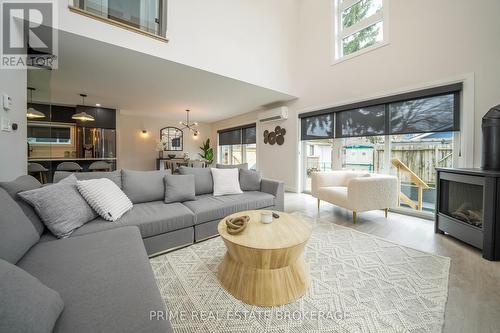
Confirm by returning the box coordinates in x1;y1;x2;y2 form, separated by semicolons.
311;171;398;223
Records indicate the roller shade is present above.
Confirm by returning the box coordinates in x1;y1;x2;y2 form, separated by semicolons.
301;113;334;140
336;105;385;138
218;128;242;146
389;93;459;135
218;123;256;145
300;83;462;140
242;126;256;144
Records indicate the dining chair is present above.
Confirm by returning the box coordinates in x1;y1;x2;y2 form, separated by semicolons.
191;160;204;168
89;161;112;172
28;163;49;184
56;162;83;172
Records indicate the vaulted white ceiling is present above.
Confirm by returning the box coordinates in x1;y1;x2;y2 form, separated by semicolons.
28;30;296;123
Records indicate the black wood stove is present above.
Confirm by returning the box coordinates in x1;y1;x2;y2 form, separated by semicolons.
435;168;500;260
435;105;500;260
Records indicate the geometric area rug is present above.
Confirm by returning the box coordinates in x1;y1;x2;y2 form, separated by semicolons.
151;212;451;333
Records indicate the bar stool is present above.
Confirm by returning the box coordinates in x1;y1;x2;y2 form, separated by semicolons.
89;161;112;172
28;163;49;184
56;162;83;172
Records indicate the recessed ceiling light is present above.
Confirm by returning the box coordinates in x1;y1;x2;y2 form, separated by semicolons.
96;103;101;107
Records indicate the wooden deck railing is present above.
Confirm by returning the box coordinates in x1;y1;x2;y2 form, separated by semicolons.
391;158;430;211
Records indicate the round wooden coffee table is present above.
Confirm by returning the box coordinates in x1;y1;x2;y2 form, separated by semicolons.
217;210;312;307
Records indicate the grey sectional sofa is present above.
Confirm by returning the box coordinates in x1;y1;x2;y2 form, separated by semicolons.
52;168;284;255
0;167;284;333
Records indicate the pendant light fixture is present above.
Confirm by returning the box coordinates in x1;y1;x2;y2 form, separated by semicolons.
179;109;199;136
26;87;45;119
72;94;95;122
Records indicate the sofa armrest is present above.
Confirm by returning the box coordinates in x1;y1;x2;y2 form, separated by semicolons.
347;175;398;212
311;171;348;197
260;178;284;211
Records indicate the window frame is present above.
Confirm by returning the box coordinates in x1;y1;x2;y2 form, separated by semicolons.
299;83;462;139
332;0;389;64
217;123;257;168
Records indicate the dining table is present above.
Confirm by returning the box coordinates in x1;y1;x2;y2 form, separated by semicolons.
156;158;207;171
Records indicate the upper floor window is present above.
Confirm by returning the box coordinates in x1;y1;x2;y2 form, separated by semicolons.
70;0;168;41
333;0;388;62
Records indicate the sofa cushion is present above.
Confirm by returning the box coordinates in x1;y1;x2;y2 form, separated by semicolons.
179;166;213;195
71;201;195;238
216;163;248;170
164;174;196;203
0;259;64;333
0;188;39;264
53;170;122;188
122;169;171;204
77;178;133;222
0;175;45;235
183;191;275;224
17;227;172;333
318;186;350;208
239;169;262;191
211;167;243;196
18;176;98;238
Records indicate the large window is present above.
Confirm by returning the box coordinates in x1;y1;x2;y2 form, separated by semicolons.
334;0;388;61
218;124;257;170
300;84;462;215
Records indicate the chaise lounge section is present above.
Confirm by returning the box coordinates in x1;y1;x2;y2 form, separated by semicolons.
0;167;284;332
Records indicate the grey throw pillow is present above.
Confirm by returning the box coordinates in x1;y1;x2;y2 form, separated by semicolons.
164;174;196;203
0;259;64;333
239;169;262;191
178;166;213;195
122;169;171;204
0;175;45;236
18;175;98;238
0;188;39;264
216;163;248;170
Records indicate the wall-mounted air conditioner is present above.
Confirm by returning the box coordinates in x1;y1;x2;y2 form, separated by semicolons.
258;106;288;123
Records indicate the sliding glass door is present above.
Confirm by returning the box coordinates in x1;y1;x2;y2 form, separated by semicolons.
299;83;462;217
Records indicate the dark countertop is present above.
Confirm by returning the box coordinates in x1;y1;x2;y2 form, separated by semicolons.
28;158;117;162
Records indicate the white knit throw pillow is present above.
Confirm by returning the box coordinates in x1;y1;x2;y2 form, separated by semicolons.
211;168;243;196
77;178;133;222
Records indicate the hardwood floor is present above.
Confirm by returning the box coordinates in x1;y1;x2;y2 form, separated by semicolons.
284;193;500;333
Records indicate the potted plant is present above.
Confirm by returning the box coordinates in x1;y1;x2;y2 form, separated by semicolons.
199;138;214;165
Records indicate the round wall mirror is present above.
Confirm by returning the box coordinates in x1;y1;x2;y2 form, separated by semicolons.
160;127;183;151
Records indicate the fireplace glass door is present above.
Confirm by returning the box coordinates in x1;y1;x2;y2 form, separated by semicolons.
439;179;484;228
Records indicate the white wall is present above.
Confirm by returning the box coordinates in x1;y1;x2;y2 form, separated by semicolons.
58;0;299;95
118;113;211;171
294;0;500;166
210;101;299;192
0;69;27;181
212;0;500;192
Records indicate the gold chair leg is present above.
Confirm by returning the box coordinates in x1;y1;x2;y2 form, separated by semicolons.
385;208;388;218
317;198;320;211
353;211;357;224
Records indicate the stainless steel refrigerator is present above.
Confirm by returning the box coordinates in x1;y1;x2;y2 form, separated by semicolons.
77;127;116;158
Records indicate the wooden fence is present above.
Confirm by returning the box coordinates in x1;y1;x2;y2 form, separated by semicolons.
374;144;453;186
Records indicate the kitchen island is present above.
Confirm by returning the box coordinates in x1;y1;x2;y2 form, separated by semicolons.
27;158;117;183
